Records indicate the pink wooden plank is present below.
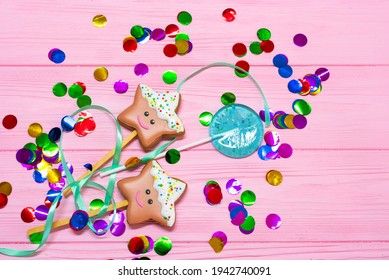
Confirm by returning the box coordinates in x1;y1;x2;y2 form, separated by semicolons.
0;66;387;150
0;0;388;65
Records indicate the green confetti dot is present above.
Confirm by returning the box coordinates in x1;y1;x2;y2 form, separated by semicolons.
234;69;249;78
130;25;144;39
29;232;43;244
257;28;271;41
52;82;67;97
24;142;37;151
221;92;236;105
292;99;312;116
89;198;104;211
36;133;51;148
77;95;92;108
199;112;213;126
249;41;263;55
177;11;192;26
154;236;172;256
240;215;256;231
241;190;256;206
68;84;83;99
162;70;178;85
175;33;190;42
165;149;181;164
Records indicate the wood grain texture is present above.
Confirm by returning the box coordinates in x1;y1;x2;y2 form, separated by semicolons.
0;0;388;260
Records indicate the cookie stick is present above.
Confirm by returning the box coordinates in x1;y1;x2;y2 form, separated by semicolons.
62;130;138;197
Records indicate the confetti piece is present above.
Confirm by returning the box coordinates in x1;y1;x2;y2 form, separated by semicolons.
0;193;8;209
21;207;35;223
48;127;61;143
92;15;107;28
234;60;250;78
0;182;12;196
162;70;177;84
154;236;172;256
257;28;271;41
52;82;67;97
29;233;43;244
77;95;92;108
240;190;256;206
239;215;255;234
61;116;76;132
226;178;242;195
131;25;144;39
315;67;330;82
266;213;281;230
69;210;89;231
288;79;303;93
249;41;263;55
228;199;243;212
165;149;180;164
134;63;149;77
177;11;192;26
27;123;43;138
266;170;283;186
84;163;93;171
110;223;126;237
264;130;280;146
94;66;109;82
278;65;293;78
208;237;224;253
292;99;312;115
49;48;66;64
163;44;178;57
93;219;108;236
35;205;49;220
222;8;236;22
230;206;248;226
259;109;274;122
278;143;293;158
68;84;83;99
199;112;213;126
273;54;289;68
221;92;236;105
165;24;179;38
232;42;247;57
260;40;275;53
2;115;17;129
89;198;103;211
293;33;308;47
123;36;138;52
114;79;129;94
151;28;166;41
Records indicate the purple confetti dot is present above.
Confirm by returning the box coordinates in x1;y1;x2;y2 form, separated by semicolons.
114;79;129;94
278;143;293;158
228;200;243;212
110;222;126;237
58;162;73;177
226;178;242;195
93;219;108;236
315;67;330;82
109;210;125;224
266;213;282;230
49;177;66;191
35;205;49;221
293;33;308;47
259;109;274;122
212;231;228;245
151;28;166;41
134;63;149;77
230;206;248;226
293;114;308;129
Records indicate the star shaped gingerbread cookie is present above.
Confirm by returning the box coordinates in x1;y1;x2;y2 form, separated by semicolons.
117;84;185;149
117;160;187;227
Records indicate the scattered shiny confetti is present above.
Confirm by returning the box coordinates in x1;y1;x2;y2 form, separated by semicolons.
260;40;275;53
199;111;213;126
48;177;65;191
0;193;8;209
259;108;274;122
165;24;179;38
266;170;283;186
48;48;66;64
264;130;280;146
228;199;243;212
292;99;312;115
93;219;108;236
131;25;144;38
69;210;89;231
234;60;250;78
175;33;190;42
109;210;126;224
154;236;172;256
75;81;86;93
177;11;192;25
94;66;109;82
52;82;67;97
35;205;49;220
315;67;330;82
162;70;178;84
114;79;129;94
29;232;43;244
176;39;189;55
20;207;35;223
288;79;303;93
89;198;104;211
232;42;247;57
48;127;61;142
221;92;236;105
46;189;62;203
36;133;50;148
273;54;289;68
151;28;166;41
222;8;236;22
226;178;242;195
208;237;224;253
61;116;76;131
293;33;308;47
84;163;93;171
128;236;145;255
134;63;149;77
58;162;73;177
0;182;12;196
27;123;43;138
278;143;293;158
257;28;271;41
137;27;151;44
239;215;255;234
241;190;256;206
68;83;83;99
249;41;263;55
230;205;248;226
123;36;138;52
163;44;178;57
266;213;281;230
2;115;17;129
212;231;227;245
77;95;92;108
165;149;180;164
92;14;107;28
204;181;223;205
110;223;126;237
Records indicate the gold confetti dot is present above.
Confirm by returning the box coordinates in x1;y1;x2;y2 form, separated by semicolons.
266;170;283;186
28;123;43;138
94;66;109;82
92;15;107;28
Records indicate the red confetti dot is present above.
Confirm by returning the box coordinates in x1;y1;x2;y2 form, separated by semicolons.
21;207;35;223
235;60;250;74
44;197;61;209
0;193;8;209
223;8;236;22
81;117;96;133
128;237;145;254
300;79;311;95
260;40;275;53
165;24;179;38
123;37;138;52
163;44;178;58
2;114;17;129
206;188;223;205
232;43;247;57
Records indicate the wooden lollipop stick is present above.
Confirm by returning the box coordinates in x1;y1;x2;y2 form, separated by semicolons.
27;200;129;236
62;130;138;197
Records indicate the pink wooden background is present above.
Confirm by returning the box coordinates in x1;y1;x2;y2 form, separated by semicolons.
0;0;388;260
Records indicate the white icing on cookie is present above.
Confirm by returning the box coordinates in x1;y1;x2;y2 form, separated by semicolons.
140;84;184;132
150;160;186;227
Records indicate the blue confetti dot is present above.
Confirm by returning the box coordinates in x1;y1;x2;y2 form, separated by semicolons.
273;54;289;68
50;49;66;64
287;79;302;93
278;65;293;78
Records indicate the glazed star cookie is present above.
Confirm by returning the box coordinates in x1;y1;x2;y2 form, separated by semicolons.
117;160;187;227
117;84;185;149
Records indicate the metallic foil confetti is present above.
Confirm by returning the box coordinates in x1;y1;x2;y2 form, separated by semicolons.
222;8;236;22
114;79;129;94
199;111;213;126
77;95;92;108
69;210;89;231
0;193;8;209
61;116;76;131
134;63;149;77
123;36;138;52
109;210;125;224
68;83;83;99
266;213;281;230
163;44;178;57
278;143;293;158
221;92;236;105
36;133;50;148
239;215;255;234
266;170;283;186
165;24;179;38
257;28;271;41
226;178;242;195
137;27;151;44
293;99;312;115
27;123;43;138
259;108;274;122
228;200;243;212
84;163;92;171
93;219;108;236
234;60;250;78
293;33;308;47
75;81;86;93
48;127;61;142
240;190;256;206
154;236;172;256
293;114;308;129
128;236;145;255
46;189;62;203
273;54;289;68
212;231;227;245
58;162;73;177
162;70;178;84
29;233;43;244
35;205;49;220
49;48;66;64
204;182;223;205
46;169;61;184
151;28;166;41
264;130;280;146
49;177;65;191
288;79;303;93
208;237;224;253
260;40;275;53
92;14;107;28
2;115;17;129
175;33;190;42
52;82;67;97
0;182;12;196
315;67;330;82
176;39;189;55
177;11;192;25
165;149;180;164
230;205;248;226
20;207;35;223
232;42;247;57
131;25;144;38
249;41;263;55
94;66;109;82
89;198;104;211
110;223;126;237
